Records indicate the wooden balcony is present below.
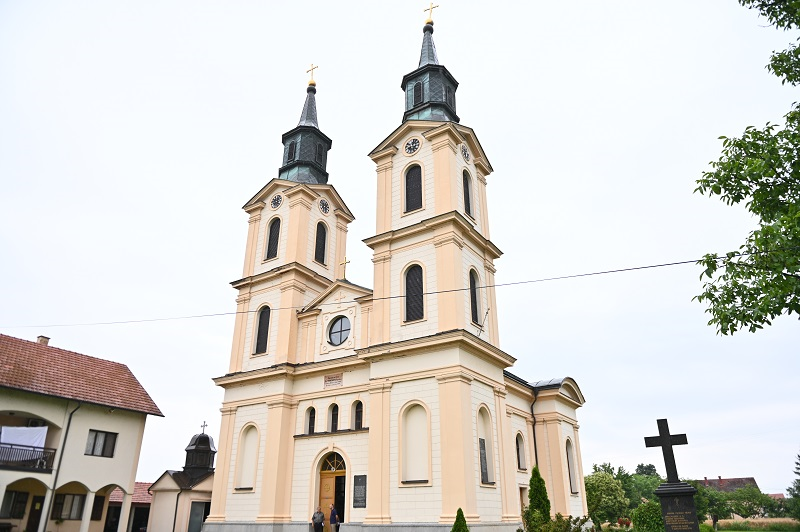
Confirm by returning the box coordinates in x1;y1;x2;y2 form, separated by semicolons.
0;443;55;473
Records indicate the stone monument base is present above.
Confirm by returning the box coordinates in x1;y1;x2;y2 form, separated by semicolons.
654;482;699;532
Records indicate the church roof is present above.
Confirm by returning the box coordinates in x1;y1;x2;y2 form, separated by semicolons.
297;84;319;128
696;477;760;492
0;334;163;417
151;470;214;491
418;22;439;67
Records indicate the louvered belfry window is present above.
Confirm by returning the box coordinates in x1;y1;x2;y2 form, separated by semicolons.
315;222;327;264
287;141;296;162
255;306;270;354
469;270;480;323
405;165;422;212
266;218;280;259
405;264;424;322
315;143;323;164
463;171;472;216
413;82;423;106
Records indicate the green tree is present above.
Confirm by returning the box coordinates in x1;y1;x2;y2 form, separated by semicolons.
523;466;551;531
592;463;635;510
728;485;772;519
788;451;800;520
451;507;469;532
635;464;659;477
630;500;664;532
629;474;664;509
694;0;800;334
584;471;629;526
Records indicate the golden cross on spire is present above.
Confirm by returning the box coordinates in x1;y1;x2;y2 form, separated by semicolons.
424;2;439;23
340;257;350;279
306;63;318;85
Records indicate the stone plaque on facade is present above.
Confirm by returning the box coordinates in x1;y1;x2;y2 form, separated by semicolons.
324;373;343;389
353;475;367;508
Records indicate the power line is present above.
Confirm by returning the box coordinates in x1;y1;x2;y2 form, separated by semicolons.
0;248;786;329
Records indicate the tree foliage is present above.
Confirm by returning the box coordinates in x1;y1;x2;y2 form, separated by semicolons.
727;485;773;519
629;473;664;509
788;452;800;520
630;500;664;532
451;507;469;532
694;0;800;334
636;464;659;477
584;471;629;525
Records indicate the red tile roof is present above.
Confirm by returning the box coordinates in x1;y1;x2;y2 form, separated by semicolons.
697;477;759;492
109;482;152;504
0;334;162;416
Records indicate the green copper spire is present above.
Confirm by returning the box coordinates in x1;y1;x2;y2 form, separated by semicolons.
277;78;332;184
401;19;459;123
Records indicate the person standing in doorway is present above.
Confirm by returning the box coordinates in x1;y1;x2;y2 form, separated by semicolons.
329;504;339;532
312;506;324;532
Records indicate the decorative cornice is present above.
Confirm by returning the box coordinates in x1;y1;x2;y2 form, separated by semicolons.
230;262;332;291
436;371;473;385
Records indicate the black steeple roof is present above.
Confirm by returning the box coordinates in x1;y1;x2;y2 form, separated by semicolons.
278;80;332;184
183;432;216;480
401;20;459;123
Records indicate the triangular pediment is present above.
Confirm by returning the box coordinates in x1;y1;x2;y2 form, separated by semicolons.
369;121;493;175
149;471;180;492
243;178;355;220
301;279;373;314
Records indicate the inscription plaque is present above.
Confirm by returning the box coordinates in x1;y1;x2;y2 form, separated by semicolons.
353;475;366;508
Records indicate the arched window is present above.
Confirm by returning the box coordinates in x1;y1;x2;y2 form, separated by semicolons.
235;425;258;489
329;404;339;432
566;439;579;494
315;143;323;164
287;141;296;162
266;218;281;260
404;165;422;212
463;171;472;216
402;404;429;482
469;270;480;324
255;306;270;354
516;433;526;470
413;82;423;106
477;407;495;484
306;407;316;435
352;401;363;430
405;264;424;322
315;222;327;264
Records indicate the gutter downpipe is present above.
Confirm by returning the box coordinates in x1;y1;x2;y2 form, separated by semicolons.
172;488;185;532
45;402;82;529
530;388;539;467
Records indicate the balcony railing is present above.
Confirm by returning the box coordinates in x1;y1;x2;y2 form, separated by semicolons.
0;443;56;472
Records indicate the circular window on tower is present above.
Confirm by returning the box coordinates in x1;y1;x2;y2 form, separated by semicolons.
319;199;330;215
270;194;283;209
328;315;351;346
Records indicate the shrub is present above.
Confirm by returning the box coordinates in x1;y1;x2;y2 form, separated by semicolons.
630;500;663;532
699;523;715;532
540;513;590;532
451;508;469;532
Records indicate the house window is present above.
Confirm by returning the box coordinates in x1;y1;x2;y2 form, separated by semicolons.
287;141;296;162
329;404;339;432
566;439;579;493
255;306;270;354
469;270;480;324
235;425;258;489
90;495;105;521
352;401;363;430
51;494;86;520
405;264;424;322
315;143;323;164
85;430;117;458
463;171;472;216
477;407;495;484
413;82;422;106
402;403;429;482
404;165;422;212
315;222;327;264
0;491;29;519
306;407;316;434
516;433;526;470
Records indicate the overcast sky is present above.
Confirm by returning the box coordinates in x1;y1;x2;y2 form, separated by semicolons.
1;1;798;496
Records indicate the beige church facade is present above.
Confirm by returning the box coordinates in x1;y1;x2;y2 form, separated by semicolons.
205;15;587;532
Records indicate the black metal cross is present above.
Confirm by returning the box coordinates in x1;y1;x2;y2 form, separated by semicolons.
201;421;208;434
644;418;688;483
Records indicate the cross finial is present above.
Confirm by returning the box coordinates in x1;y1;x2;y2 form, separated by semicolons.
306;63;318;85
424;2;439;24
644;418;688;483
339;257;350;279
201;421;208;434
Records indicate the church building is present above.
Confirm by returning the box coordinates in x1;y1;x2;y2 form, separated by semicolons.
205;13;587;532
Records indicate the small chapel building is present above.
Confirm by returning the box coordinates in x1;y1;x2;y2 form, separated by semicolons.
205;14;588;532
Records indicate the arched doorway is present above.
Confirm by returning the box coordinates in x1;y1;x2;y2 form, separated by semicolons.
318;452;346;525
